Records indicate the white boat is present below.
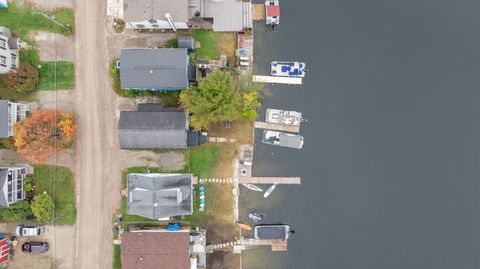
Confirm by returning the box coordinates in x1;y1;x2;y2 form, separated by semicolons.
271;61;306;77
265;0;280;28
262;130;304;149
242;183;263;192
266;108;302;126
263;183;278;198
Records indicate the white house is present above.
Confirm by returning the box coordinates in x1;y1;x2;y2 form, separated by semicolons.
0;26;21;74
0;167;28;208
0;100;29;138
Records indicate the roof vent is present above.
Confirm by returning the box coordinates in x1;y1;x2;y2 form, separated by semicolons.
138;257;144;261
153;203;158;207
149;69;155;75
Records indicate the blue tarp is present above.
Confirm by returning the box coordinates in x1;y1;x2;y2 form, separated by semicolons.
0;0;7;8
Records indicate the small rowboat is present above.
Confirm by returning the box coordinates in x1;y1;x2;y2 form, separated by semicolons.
263;183;278;198
248;212;264;223
242;183;263;192
237;222;252;231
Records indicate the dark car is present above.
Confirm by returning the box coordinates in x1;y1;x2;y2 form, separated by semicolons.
22;242;49;254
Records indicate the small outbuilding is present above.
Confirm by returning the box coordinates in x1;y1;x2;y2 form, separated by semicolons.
177;35;194;50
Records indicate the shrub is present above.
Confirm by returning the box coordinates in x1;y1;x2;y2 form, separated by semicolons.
23;182;33;192
0;200;32;221
3;63;38;94
30;193;54;223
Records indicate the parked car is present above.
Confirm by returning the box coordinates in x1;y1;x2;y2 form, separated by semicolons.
15;225;44;237
22;242;49;253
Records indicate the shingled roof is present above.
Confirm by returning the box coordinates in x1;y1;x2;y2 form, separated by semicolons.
121;231;190;269
118;110;188;149
127;173;193;219
123;0;189;22
119;48;189;90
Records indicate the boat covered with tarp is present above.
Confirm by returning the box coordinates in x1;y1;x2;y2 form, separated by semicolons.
262;130;304;149
271;61;306;77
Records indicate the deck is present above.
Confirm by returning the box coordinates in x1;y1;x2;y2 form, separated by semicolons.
239;239;288;252
252;4;266;20
254;121;300;133
253;75;303;85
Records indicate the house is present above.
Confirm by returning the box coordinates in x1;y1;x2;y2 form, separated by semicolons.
121;0;189;30
120;229;206;269
119;48;189;90
0;26;21;74
0;100;28;138
0;167;29;208
121;0;252;32
127;173;193;220
118;104;206;149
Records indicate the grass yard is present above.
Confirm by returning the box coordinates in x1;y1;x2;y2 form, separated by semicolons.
38;61;75;90
0;3;74;39
34;165;76;225
192;30;236;60
188;143;219;178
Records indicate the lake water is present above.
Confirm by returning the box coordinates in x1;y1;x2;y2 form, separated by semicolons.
241;0;480;268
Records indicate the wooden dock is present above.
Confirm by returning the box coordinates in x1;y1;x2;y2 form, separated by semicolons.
238;177;301;185
254;121;300;133
252;4;266;20
253;75;303;85
239;239;288;252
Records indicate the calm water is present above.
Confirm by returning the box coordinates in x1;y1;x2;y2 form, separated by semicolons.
241;0;480;268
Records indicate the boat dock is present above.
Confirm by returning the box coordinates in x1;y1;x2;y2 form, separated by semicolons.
193;176;301;185
207;238;288;252
254;121;300;133
238;177;301;185
252;4;266;20
253;75;303;85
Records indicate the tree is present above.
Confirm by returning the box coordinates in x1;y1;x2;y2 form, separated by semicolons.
30;193;54;223
0;200;32;221
180;71;241;130
14;111;76;162
3;63;38;94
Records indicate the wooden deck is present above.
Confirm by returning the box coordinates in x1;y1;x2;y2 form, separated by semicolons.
238;177;301;185
253;75;303;85
252;4;266;20
254;121;300;133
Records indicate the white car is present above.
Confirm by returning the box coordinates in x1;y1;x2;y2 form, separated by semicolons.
15;225;44;237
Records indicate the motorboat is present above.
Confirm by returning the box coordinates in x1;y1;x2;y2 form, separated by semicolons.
262;130;304;149
271;61;306;77
266;108;303;126
265;0;280;28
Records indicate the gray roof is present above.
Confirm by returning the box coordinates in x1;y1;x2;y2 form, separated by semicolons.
8;37;19;50
127;173;193;219
203;0;251;32
0;169;8;207
178;36;194;50
279;133;304;149
0;100;9;138
123;0;189;22
118;111;188;149
120;48;189;90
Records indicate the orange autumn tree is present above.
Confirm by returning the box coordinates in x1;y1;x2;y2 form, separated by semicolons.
14;111;76;162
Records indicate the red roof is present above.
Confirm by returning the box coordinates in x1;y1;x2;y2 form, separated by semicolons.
267;5;280;17
0;238;10;265
121;232;190;269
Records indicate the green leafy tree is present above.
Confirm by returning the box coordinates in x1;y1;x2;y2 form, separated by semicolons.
0;200;32;221
180;71;241;130
30;193;54;223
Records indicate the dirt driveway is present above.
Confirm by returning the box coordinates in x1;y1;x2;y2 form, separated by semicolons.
0;223;75;269
33;32;75;62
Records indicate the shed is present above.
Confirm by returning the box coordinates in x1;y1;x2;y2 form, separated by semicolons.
178;36;194;50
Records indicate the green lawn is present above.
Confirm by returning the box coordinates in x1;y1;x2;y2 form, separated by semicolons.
0;3;74;39
189;143;218;178
38;61;75;90
192;30;221;59
34;165;76;225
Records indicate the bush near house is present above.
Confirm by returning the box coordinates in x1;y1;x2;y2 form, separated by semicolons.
14;111;76;162
3;63;38;94
30;193;54;223
0;200;33;222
